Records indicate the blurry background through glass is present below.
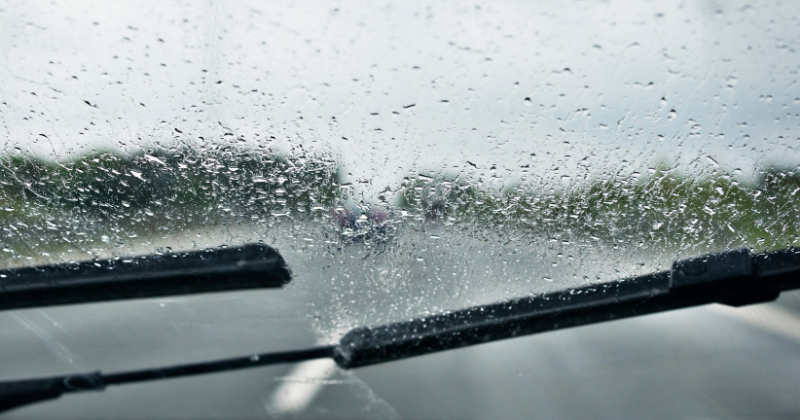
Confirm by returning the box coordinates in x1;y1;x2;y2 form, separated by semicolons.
2;1;800;418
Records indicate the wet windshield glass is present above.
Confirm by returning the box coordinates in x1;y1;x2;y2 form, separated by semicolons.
2;1;800;418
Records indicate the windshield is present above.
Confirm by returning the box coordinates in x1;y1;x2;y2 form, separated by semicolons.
3;1;800;418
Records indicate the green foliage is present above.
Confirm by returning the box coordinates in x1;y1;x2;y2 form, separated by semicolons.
0;148;341;264
396;167;800;253
0;148;340;218
1;147;799;265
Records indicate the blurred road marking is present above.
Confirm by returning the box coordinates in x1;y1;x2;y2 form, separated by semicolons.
709;303;800;346
266;358;337;416
11;313;78;364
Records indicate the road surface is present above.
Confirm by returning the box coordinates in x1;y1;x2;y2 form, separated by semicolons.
2;227;800;419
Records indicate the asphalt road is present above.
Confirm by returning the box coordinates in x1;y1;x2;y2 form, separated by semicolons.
2;229;800;419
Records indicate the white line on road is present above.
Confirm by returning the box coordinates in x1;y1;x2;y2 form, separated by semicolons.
265;358;338;416
709;303;800;346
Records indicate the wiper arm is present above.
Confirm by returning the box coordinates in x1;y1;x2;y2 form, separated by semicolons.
0;243;290;311
2;247;800;414
0;346;335;414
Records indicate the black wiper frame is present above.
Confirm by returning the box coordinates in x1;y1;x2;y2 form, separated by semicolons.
0;243;291;311
2;246;800;414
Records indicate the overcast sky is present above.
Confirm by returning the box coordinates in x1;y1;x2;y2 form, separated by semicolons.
2;0;799;197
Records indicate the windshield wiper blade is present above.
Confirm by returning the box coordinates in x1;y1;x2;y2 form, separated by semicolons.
2;247;800;414
335;247;794;367
0;243;290;311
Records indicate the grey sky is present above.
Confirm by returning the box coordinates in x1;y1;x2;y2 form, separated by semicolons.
1;0;799;198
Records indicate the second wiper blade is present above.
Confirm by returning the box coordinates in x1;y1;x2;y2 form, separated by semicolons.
0;243;291;311
334;247;798;368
